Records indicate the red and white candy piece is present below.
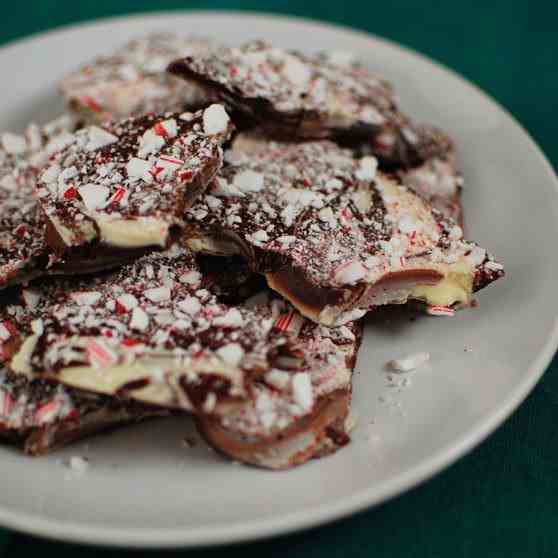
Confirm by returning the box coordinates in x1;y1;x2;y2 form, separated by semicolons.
426;305;455;317
387;352;430;372
87;338;118;368
0;321;15;341
34;400;62;425
0;391;15;417
274;311;304;338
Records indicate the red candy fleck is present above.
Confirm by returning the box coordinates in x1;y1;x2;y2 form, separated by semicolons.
179;170;193;182
64;187;78;200
35;401;61;425
150;166;165;179
14;224;27;237
115;301;128;315
82;95;102;112
111;187;127;204
122;337;140;347
153;122;168;137
67;409;81;421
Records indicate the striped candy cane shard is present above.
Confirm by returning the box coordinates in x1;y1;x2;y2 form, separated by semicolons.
0;391;14;417
426;305;455;317
87;338;118;368
274;311;304;338
34;400;62;425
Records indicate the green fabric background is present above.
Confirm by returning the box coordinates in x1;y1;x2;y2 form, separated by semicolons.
1;1;557;555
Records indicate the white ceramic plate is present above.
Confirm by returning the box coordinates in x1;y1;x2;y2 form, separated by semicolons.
1;10;557;548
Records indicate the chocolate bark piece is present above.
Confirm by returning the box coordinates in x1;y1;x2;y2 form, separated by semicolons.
168;41;445;167
0;285;164;455
184;136;503;326
0;116;77;288
10;245;307;416
0;368;163;456
196;298;362;469
60;34;218;125
37;107;233;263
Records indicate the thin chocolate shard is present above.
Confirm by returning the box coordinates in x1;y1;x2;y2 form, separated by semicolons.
37;107;233;262
10;245;307;415
184;135;503;325
196;297;363;469
60;34;218;125
0;116;76;288
168;41;445;167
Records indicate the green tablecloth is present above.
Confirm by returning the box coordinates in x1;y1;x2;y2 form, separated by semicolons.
1;1;557;555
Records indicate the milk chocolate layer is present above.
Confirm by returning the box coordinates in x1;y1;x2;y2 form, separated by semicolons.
196;298;363;469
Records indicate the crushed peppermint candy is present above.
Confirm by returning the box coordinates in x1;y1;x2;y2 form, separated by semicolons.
67;456;89;473
387;352;430;372
10;246;314;416
37;109;233;254
168;41;431;166
60;34;218;125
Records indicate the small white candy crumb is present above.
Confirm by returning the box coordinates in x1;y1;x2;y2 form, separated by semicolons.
1;132;27;154
387;352;430;373
178;296;201;316
71;291;102;306
126;157;152;180
265;369;291;391
216;343;245;366
334;260;366;285
203;104;230;135
213;308;244;328
42;164;61;184
85;126;118;151
233;170;264;193
68;456;89;474
144;286;171;303
130;307;149;331
138;129;165;158
249;229;269;245
292;372;314;412
282;56;311;86
355;156;378;181
78;183;109;211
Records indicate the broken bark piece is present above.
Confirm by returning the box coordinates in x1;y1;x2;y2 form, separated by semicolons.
61;34;218;125
184;135;503;325
168;41;447;167
37;107;233;265
196;297;362;469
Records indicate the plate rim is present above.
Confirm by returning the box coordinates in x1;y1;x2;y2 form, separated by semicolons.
3;9;558;548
